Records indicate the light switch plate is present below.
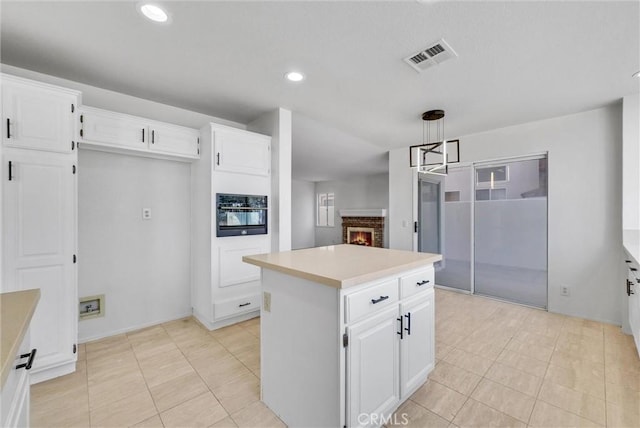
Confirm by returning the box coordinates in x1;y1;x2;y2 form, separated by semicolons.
142;208;151;220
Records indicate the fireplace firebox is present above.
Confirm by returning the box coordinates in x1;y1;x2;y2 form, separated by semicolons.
347;227;375;246
340;210;386;248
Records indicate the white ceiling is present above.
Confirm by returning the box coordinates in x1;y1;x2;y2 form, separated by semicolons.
2;1;639;182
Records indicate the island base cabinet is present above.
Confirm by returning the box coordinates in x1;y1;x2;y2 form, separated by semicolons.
347;306;400;428
257;263;437;428
400;289;435;398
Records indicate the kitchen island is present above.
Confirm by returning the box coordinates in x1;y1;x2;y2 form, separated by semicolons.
243;244;441;428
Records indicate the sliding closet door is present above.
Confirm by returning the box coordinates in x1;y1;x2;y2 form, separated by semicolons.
473;157;548;308
435;167;472;291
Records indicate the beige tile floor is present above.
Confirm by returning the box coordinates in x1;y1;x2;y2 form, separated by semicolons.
32;289;640;427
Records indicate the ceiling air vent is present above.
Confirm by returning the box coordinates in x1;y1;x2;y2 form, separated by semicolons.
404;38;458;73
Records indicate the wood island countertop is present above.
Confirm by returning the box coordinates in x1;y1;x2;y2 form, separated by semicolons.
1;289;40;387
243;244;442;289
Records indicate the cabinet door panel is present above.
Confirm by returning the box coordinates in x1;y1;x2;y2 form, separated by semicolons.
81;109;148;149
347;306;400;428
218;245;264;288
150;123;199;157
2;83;74;153
3;153;76;373
400;289;435;398
214;130;270;176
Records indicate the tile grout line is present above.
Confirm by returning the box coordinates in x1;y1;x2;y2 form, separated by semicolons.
162;321;235;425
128;330;165;427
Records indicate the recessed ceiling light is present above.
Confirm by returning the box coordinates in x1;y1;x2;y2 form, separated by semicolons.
285;71;305;82
633;70;640;78
138;3;169;23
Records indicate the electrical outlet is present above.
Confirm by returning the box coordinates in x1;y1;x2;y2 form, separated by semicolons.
142;208;151;220
561;286;570;296
263;291;271;312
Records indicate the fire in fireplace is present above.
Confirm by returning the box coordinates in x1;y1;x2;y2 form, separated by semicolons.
347;227;375;246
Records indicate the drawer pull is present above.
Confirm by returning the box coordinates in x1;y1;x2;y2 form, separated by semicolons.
16;348;37;370
371;295;389;305
631;267;638;272
416;280;430;286
238;302;251;307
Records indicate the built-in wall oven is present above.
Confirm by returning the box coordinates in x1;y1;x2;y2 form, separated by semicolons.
216;193;268;237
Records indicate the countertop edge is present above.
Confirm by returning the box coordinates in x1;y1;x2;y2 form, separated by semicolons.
623;229;640;266
1;289;41;388
243;251;443;289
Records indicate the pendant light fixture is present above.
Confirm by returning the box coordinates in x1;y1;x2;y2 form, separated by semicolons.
409;109;460;175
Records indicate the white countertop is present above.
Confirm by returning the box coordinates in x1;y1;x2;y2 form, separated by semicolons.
243;244;442;289
623;229;640;266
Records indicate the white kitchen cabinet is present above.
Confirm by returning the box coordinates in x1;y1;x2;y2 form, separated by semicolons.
79;106;199;160
191;122;271;329
213;127;270;176
149;121;199;158
1;329;33;428
345;269;435;428
347;306;400;428
400;289;435;397
79;107;148;150
2;149;77;383
625;254;640;357
1;74;79;154
248;245;439;428
1;289;39;428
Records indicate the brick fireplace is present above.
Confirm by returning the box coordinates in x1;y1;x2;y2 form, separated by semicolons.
340;209;386;248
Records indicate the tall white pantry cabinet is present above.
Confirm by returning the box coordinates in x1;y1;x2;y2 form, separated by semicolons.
1;74;80;383
191;123;271;329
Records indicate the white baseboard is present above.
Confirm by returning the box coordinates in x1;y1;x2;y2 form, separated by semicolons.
193;308;260;331
79;311;192;344
30;361;76;385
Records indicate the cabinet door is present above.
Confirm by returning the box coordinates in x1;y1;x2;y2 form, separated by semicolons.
2;81;75;153
400;289;435;399
213;129;270;176
629;271;640;357
80;108;148;150
3;152;76;375
347;306;400;428
218;244;265;288
149;122;199;158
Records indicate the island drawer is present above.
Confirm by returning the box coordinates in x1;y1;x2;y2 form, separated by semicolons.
400;267;435;299
214;293;261;320
345;278;399;323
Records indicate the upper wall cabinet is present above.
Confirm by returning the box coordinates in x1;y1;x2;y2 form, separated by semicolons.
213;127;270;176
150;121;199;158
80;107;148;150
2;74;80;153
79;106;200;161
